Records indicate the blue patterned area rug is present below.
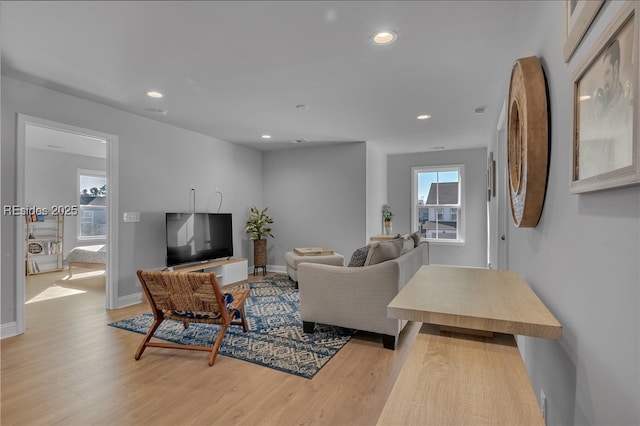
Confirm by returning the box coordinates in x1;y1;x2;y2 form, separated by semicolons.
108;275;354;379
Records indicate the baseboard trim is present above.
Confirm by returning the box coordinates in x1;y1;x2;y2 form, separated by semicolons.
117;292;142;308
268;265;286;274
1;322;18;339
246;265;286;275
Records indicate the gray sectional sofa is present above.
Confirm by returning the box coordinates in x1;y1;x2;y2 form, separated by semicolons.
297;237;429;349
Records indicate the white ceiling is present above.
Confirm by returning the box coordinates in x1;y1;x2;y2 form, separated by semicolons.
1;1;520;154
25;124;107;159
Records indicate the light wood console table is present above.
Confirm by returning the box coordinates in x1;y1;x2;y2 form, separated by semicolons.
387;265;562;338
378;266;561;425
377;323;545;425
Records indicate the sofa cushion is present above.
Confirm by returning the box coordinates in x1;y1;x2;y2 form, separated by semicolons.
364;239;404;266
348;245;370;267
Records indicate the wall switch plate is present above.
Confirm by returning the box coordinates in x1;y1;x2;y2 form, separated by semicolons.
123;212;141;222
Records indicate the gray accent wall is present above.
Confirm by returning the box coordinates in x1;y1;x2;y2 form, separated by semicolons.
2;76;263;325
508;2;639;425
388;147;488;267
262;143;366;269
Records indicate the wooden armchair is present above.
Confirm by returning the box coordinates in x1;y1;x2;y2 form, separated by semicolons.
135;270;249;366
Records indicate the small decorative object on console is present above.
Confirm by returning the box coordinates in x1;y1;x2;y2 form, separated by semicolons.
382;204;394;235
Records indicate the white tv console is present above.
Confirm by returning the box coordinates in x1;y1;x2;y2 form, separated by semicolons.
171;257;248;286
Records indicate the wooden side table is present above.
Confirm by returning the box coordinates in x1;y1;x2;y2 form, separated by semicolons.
370;235;396;241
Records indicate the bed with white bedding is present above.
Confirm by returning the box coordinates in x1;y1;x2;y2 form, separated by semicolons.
66;244;106;276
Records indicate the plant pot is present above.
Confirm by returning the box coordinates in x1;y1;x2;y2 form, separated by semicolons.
253;239;267;267
384;220;392;235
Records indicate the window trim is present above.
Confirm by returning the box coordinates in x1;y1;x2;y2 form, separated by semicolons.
411;164;465;245
78;169;107;241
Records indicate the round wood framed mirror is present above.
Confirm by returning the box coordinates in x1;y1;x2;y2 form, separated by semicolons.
507;56;549;228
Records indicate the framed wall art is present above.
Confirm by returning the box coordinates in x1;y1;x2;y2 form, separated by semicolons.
487;152;496;201
563;0;605;62
571;1;639;194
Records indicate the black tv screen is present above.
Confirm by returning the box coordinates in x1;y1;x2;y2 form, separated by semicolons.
165;213;233;267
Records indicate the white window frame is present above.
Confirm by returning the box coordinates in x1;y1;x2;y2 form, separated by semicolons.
78;169;107;241
411;164;465;245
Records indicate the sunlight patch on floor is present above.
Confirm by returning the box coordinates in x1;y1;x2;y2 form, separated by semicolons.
26;284;87;304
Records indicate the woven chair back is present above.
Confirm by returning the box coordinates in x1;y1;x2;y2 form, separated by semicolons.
137;271;224;314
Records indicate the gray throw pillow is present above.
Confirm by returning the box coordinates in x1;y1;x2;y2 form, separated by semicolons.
364;239;404;266
348;245;370;267
409;231;421;247
401;238;414;254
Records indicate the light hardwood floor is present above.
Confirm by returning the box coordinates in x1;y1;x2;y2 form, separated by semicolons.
2;269;419;425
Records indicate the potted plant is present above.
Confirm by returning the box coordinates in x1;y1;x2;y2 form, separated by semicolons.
244;207;275;275
382;204;393;235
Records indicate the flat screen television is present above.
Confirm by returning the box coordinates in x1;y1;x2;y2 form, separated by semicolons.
165;212;233;267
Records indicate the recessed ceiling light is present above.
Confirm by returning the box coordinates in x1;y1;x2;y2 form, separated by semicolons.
579;95;592;101
416;114;431;120
261;134;272;139
474;106;487;115
372;30;397;45
147;91;163;98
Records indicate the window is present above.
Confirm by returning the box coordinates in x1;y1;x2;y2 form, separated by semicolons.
78;169;107;240
412;165;464;243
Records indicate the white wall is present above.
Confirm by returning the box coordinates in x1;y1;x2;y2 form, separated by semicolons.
508;2;639;425
2;76;264;324
25;148;106;255
387;147;488;267
262;142;367;269
366;143;388;239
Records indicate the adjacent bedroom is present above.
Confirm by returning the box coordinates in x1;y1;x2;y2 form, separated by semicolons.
24;124;107;309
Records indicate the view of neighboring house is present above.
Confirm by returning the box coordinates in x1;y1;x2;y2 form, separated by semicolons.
79;196;107;238
79;181;107;239
418;182;458;239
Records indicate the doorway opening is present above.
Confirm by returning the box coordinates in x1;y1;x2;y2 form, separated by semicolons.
16;115;119;335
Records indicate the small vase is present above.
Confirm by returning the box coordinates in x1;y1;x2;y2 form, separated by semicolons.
384;220;392;235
